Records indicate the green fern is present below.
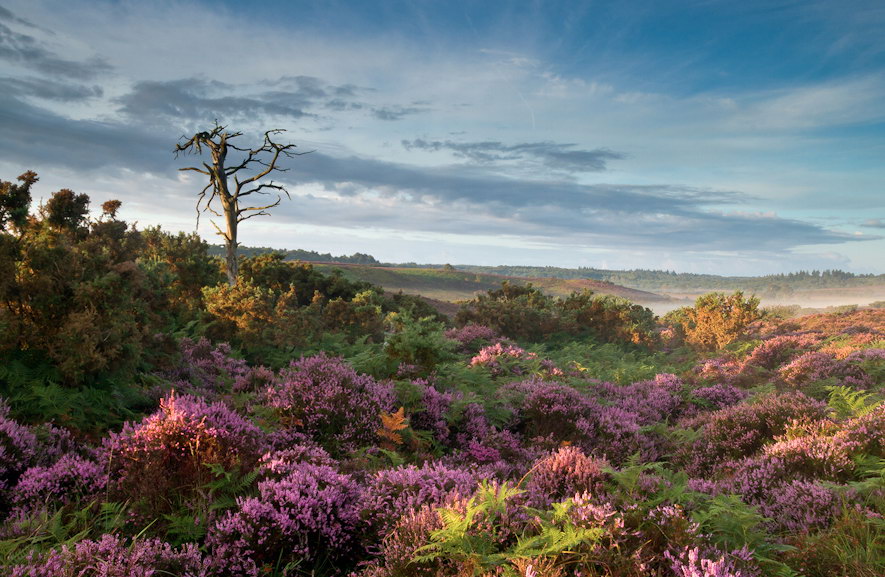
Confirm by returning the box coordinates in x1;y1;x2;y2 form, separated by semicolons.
510;499;605;560
412;482;522;571
0;500;128;568
826;385;882;420
692;494;796;577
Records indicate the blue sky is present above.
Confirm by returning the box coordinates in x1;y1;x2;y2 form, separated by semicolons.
1;0;883;275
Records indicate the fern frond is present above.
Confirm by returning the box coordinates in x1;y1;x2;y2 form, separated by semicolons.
827;385;882;420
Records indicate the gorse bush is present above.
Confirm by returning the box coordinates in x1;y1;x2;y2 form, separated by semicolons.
456;283;656;344
672;291;761;351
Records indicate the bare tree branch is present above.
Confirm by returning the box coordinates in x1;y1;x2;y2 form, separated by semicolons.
174;122;309;285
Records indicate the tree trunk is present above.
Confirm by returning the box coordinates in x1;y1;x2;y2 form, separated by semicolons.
224;207;238;286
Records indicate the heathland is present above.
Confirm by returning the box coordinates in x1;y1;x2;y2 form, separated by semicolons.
1;175;883;576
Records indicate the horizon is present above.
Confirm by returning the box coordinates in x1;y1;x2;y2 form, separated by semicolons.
210;242;885;279
1;1;884;275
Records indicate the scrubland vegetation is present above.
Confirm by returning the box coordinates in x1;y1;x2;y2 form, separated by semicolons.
1;172;883;576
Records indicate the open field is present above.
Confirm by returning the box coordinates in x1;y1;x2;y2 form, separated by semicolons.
313;262;674;306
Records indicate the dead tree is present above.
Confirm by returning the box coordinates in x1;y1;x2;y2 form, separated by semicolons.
175;123;306;285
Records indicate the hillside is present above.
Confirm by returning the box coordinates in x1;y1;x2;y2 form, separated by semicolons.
311;262;672;306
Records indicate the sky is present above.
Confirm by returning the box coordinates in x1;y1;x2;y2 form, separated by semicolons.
1;0;884;275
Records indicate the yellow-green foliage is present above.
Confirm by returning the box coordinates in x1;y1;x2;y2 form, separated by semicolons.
681;291;761;351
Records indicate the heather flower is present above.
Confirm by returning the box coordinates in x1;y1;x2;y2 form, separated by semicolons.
833;403;885;457
11;454;106;515
778;351;873;389
168;337;255;395
470;343;562;379
504;380;647;464
591;373;687;425
445;324;508;354
679;392;828;477
104;392;267;518
10;534;207;577
207;462;363;576
761;434;854;481
723;454;840;532
408;381;459;446
523;446;609;508
763;480;840;533
264;354;395;456
692;384;749;411
362;461;478;538
695;357;742;385
451;401;495;448
504;380;598;445
666;546;759;577
0;403;39;506
257;444;338;478
355;504;449;577
741;334;821;371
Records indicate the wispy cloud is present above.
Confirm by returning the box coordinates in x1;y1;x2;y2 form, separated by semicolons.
401;139;625;174
3;75;102;101
0;17;110;79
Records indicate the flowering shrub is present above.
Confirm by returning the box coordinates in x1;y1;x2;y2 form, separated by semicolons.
408;382;458;446
10;533;207;577
692;383;749;411
207;462;362;576
592;373;687;426
444;323;507;354
355;504;448;577
524;446;609;508
763;480;840;533
778;351;873;388
505;380;597;444
0;402;39;510
11;454;105;515
741;334;821;371
696;356;743;386
666;546;759;577
831;403;885;457
504;380;648;464
263;354;395;456
362;461;478;538
104;393;266;517
470;343;563;379
679;392;828;477
257;444;337;478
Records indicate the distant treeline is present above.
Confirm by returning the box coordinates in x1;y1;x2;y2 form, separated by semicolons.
215;245;884;294
210;245;381;265
452;265;885;294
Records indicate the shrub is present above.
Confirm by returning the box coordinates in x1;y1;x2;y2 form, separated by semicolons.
557;291;657;345
444;324;506;355
679;392;828;477
682;292;761;351
10;533;207;577
523;446;610;508
11;454;105;515
470;343;563;379
263;354;395;456
362;461;478;538
383;312;457;376
692;383;750;410
455;282;558;341
104;393;266;519
0;402;39;510
206;463;363;576
778;351;873;389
